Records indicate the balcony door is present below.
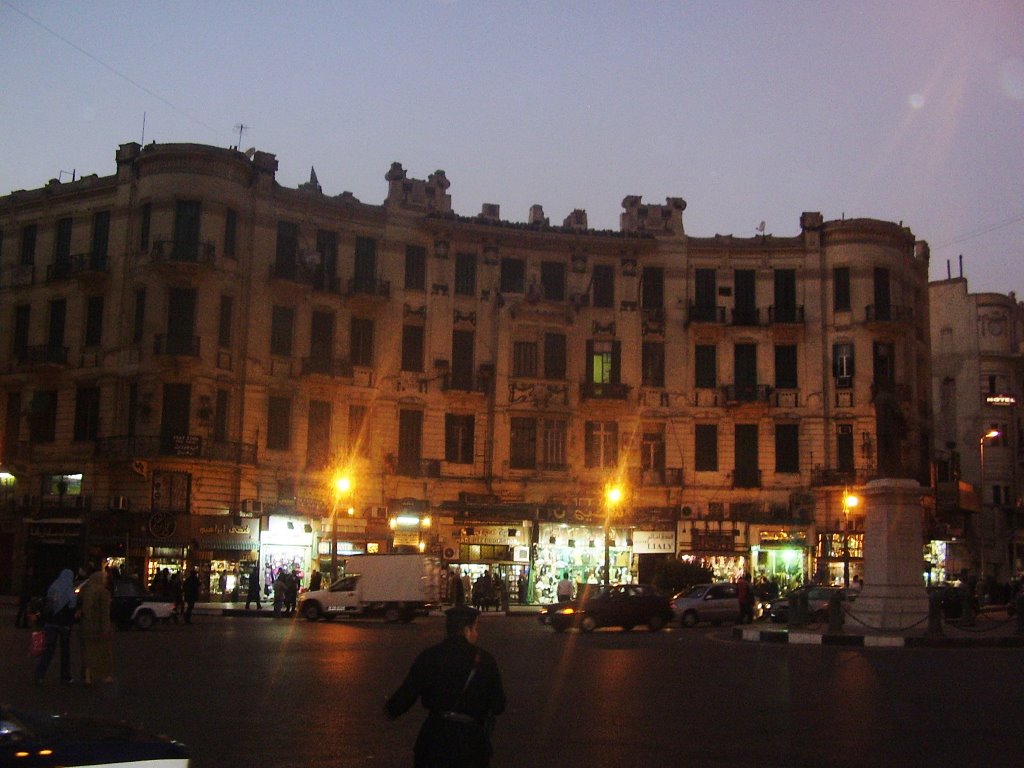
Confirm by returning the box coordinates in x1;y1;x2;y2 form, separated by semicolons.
161;383;192;451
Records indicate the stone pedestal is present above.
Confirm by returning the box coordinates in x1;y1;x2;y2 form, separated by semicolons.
845;478;929;632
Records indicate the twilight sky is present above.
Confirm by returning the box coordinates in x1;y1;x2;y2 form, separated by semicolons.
2;1;1022;294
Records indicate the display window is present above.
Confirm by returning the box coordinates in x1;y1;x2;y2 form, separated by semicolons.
534;523;635;602
750;545;805;591
208;559;244;600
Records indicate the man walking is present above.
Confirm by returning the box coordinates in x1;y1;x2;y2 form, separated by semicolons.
245;563;262;610
385;606;506;767
182;568;200;624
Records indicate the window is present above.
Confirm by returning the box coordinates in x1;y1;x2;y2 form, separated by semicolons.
3;392;21;462
642;342;665;387
401;325;424;372
271;306;294;356
833;266;850;312
55;217;72;264
694;268;717;308
29;390;58;444
315;229;338;290
873;342;895;388
275;221;299;278
641;426;666;471
351;318;374;367
354;237;377;287
734;424;760;487
91;211;110;262
543;333;566;380
21;224;37;265
695;345;717;388
73;386;100;442
132;289;146;344
218;295;233;348
500;258;525;293
213;389;229;443
309;311;335;362
775;424;799;473
84;296;104;347
174;201;201;261
592;264;615;308
445;414;475;464
451;330;474;391
13;305;29;358
266;396;292;450
139;204;151;251
349;405;369;458
587;340;620;385
513;341;538;378
734;269;755;323
837;425;854;473
773;268;797;321
541;261;566;301
695;424;718;471
585;421;618;468
405;245;426;291
397;409;423;474
873;267;891;319
510;417;537;469
48;299;66;349
224;208;238;258
833;343;855;387
543;419;567;469
641;267;664;309
306;400;331;469
774;344;798;389
455;252;476;296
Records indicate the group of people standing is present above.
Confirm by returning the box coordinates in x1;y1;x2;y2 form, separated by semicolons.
149;567;201;623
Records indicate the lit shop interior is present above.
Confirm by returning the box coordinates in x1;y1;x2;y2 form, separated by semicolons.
532;522;634;601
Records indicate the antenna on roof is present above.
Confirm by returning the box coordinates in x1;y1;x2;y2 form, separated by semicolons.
234;123;250;150
756;221;766;235
141;112;146;146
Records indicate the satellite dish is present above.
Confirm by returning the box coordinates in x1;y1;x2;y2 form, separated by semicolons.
244;147;256;158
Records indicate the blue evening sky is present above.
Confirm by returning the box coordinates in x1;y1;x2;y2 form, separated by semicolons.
2;1;1022;293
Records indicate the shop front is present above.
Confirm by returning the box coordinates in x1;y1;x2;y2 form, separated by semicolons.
752;530;809;592
444;522;531;604
190;515;260;601
679;525;747;582
813;528;863;588
533;521;634;601
260;515;314;594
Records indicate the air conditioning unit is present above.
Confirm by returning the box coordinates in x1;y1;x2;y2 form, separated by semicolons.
243;500;264;515
109;496;129;511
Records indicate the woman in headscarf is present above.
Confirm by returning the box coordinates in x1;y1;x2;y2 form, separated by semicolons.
35;568;77;685
79;568;114;684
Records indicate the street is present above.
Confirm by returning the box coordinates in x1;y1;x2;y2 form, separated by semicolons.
4;610;1024;767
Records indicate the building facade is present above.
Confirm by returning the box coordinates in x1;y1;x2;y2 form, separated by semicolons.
930;277;1024;584
0;142;932;600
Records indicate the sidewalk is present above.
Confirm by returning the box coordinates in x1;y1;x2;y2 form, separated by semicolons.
194;600;541;619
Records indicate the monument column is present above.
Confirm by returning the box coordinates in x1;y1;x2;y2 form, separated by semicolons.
846;478;929;632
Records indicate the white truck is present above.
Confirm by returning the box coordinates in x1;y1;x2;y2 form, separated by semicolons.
297;554;442;622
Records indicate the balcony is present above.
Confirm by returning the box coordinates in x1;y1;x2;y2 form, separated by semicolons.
348;277;391;299
301;356;353;378
151;240;215;266
396;458;442;478
46;252;109;282
768;305;805;324
732;468;762;489
810;467;875;487
17;344;69;368
633;467;684;487
865;304;914;324
580;381;631;400
95;435;257;465
731;307;761;326
154;334;200;357
722;384;772;404
687;303;726;324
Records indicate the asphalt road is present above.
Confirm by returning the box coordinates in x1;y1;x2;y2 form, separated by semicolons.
4;610;1024;767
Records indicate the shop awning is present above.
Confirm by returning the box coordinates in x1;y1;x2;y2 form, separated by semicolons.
195;540;258;551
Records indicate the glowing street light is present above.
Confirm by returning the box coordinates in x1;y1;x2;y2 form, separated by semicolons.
603;482;625;589
841;490;860;587
979;429;1001;505
331;473;354;580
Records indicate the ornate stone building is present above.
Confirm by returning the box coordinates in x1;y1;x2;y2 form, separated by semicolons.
0;142;932;600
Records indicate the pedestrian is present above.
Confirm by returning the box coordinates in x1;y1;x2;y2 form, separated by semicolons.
246;562;262;610
453;569;465;606
737;572;755;624
183;568;200;624
15;567;34;628
556;572;573;603
460;572;471;605
385;606;506;767
309;569;323;592
851;574;864;593
273;570;286;617
35;568;77;685
168;571;184;622
517;573;528;605
79;567;113;685
285;569;299;614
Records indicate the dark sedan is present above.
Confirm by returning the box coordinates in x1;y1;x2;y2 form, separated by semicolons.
548;583;673;633
0;707;189;767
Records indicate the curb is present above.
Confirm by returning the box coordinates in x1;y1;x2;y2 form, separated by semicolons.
733;626;1024;648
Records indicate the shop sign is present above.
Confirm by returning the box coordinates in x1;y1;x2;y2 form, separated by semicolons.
514;545;530;562
985;394;1016;406
759;530;807;546
393;531;420;547
633;530;676;553
461;525;521;545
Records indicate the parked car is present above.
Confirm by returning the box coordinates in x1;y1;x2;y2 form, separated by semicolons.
548;584;673;633
0;706;189;766
765;586;858;623
107;578;176;629
671;583;742;627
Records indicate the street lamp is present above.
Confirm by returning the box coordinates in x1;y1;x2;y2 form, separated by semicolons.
332;474;354;581
979;429;1001;504
603;483;624;589
841;490;859;588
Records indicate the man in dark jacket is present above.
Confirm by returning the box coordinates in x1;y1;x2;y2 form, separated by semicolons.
182;568;200;624
385;606;506;767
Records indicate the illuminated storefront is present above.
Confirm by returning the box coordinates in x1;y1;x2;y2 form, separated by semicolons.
260;515;314;594
752;530;809;591
444;523;531;602
190;516;260;601
533;522;634;601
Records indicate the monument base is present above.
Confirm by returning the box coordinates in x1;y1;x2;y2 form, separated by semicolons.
847;585;928;632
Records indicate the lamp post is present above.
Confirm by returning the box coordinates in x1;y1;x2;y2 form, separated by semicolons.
979;429;1000;504
332;474;353;582
603;483;624;589
841;490;859;588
